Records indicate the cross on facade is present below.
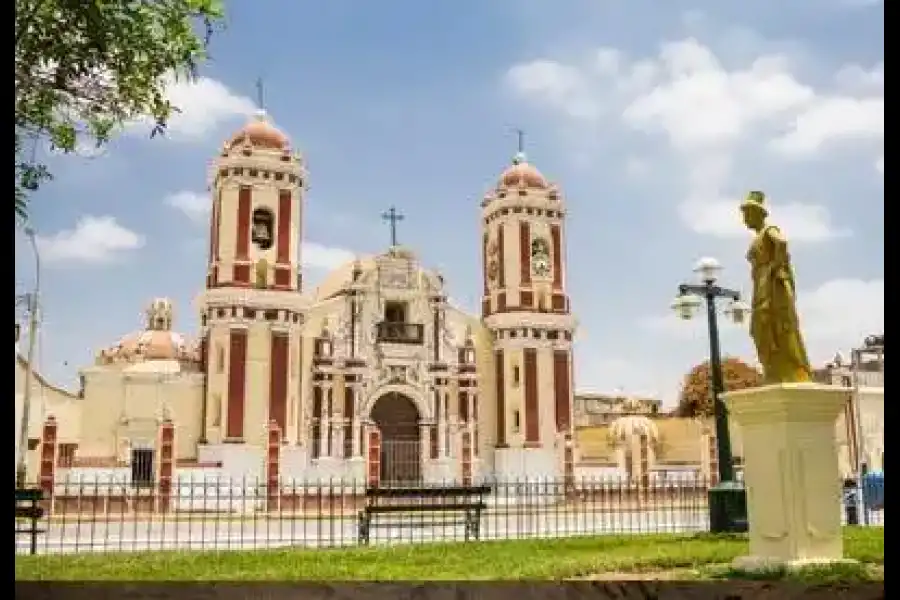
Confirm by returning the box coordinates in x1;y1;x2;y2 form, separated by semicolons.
255;77;266;110
381;206;405;247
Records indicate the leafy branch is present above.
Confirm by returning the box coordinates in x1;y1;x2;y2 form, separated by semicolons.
14;0;225;224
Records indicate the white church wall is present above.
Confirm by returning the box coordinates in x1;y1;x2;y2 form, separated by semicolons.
199;443;263;480
173;467;262;513
423;457;458;484
493;447;560;483
574;464;628;482
15;358;82;481
79;369;129;459
55;466;131;489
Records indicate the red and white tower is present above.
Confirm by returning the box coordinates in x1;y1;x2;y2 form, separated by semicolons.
197;110;308;452
481;149;576;480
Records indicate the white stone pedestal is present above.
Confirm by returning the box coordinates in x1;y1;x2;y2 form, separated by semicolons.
724;382;853;570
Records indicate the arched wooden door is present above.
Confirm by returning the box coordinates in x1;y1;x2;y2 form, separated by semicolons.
370;392;421;484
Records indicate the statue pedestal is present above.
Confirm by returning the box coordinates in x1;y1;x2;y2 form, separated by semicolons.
724;382;853;570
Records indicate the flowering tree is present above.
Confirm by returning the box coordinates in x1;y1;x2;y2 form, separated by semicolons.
676;357;763;417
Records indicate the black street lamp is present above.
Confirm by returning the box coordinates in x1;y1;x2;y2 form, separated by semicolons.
671;257;751;533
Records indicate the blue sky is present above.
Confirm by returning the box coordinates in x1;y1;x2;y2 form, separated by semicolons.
15;0;883;405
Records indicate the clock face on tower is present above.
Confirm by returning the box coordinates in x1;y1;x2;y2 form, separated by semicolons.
531;238;552;278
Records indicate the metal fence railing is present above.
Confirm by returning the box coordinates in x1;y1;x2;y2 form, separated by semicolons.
15;476;884;555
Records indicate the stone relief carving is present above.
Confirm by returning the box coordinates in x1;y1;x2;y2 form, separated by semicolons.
376;254;417;290
369;361;426;389
383;269;411;289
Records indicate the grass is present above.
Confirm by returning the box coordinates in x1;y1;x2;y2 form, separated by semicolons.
15;527;883;582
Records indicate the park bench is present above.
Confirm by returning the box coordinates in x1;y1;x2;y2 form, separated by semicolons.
357;484;490;545
15;488;45;555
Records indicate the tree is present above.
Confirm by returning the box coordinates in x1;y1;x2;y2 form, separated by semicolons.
676;357;763;418
15;0;225;223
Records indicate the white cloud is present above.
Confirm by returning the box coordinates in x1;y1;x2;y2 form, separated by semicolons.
771;96;883;157
302;242;356;271
875;156;884;175
834;62;884;91
624;156;651;178
130;75;257;141
506;60;606;122
681;196;849;243
622;40;814;151
36;216;145;265
799;278;884;362
505;36;873;243
164;190;210;224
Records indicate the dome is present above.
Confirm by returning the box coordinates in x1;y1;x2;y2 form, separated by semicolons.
97;298;198;365
609;415;659;443
497;152;549;190
227;110;290;151
101;330;194;363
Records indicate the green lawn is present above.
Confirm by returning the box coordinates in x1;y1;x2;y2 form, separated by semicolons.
15;527;883;582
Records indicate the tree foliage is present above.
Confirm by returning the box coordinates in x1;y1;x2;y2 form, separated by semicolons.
676;357;763;418
14;0;225;224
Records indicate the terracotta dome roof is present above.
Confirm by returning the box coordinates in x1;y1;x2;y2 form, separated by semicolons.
97;298;198;365
498;152;549;190
227;110;290;151
101;330;195;363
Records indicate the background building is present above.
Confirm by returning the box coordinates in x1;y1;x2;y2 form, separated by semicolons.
814;344;884;475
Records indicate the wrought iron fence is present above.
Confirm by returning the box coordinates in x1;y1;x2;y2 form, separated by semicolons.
15;476;883;555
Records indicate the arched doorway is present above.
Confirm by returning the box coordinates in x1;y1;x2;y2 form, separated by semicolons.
370;392;421;484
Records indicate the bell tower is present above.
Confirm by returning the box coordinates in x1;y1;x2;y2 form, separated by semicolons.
481;146;576;480
198;109;308;451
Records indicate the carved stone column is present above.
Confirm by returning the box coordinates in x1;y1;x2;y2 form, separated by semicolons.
437;393;448;458
331;374;345;458
351;391;362;458
420;423;431;462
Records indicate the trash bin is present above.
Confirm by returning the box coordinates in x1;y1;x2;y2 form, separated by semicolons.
862;470;884;511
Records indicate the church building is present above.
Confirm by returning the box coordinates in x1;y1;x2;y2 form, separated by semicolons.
16;110;578;494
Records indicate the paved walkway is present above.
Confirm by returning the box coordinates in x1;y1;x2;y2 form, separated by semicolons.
17;506;884;555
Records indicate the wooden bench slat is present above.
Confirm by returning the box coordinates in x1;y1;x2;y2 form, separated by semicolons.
15;507;45;519
366;502;486;514
366;485;491;498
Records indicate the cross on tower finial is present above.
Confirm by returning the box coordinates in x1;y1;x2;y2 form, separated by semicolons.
381;206;405;248
512;128;527;164
255;77;266;111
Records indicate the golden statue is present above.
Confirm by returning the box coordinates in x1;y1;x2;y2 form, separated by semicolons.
741;191;812;384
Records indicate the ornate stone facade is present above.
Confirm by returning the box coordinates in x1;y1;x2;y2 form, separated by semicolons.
15;114;578;490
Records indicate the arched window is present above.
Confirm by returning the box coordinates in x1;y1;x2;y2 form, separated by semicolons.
251;208;275;250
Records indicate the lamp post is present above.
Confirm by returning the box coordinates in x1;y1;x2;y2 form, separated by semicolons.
16;227;41;488
671;257;751;533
